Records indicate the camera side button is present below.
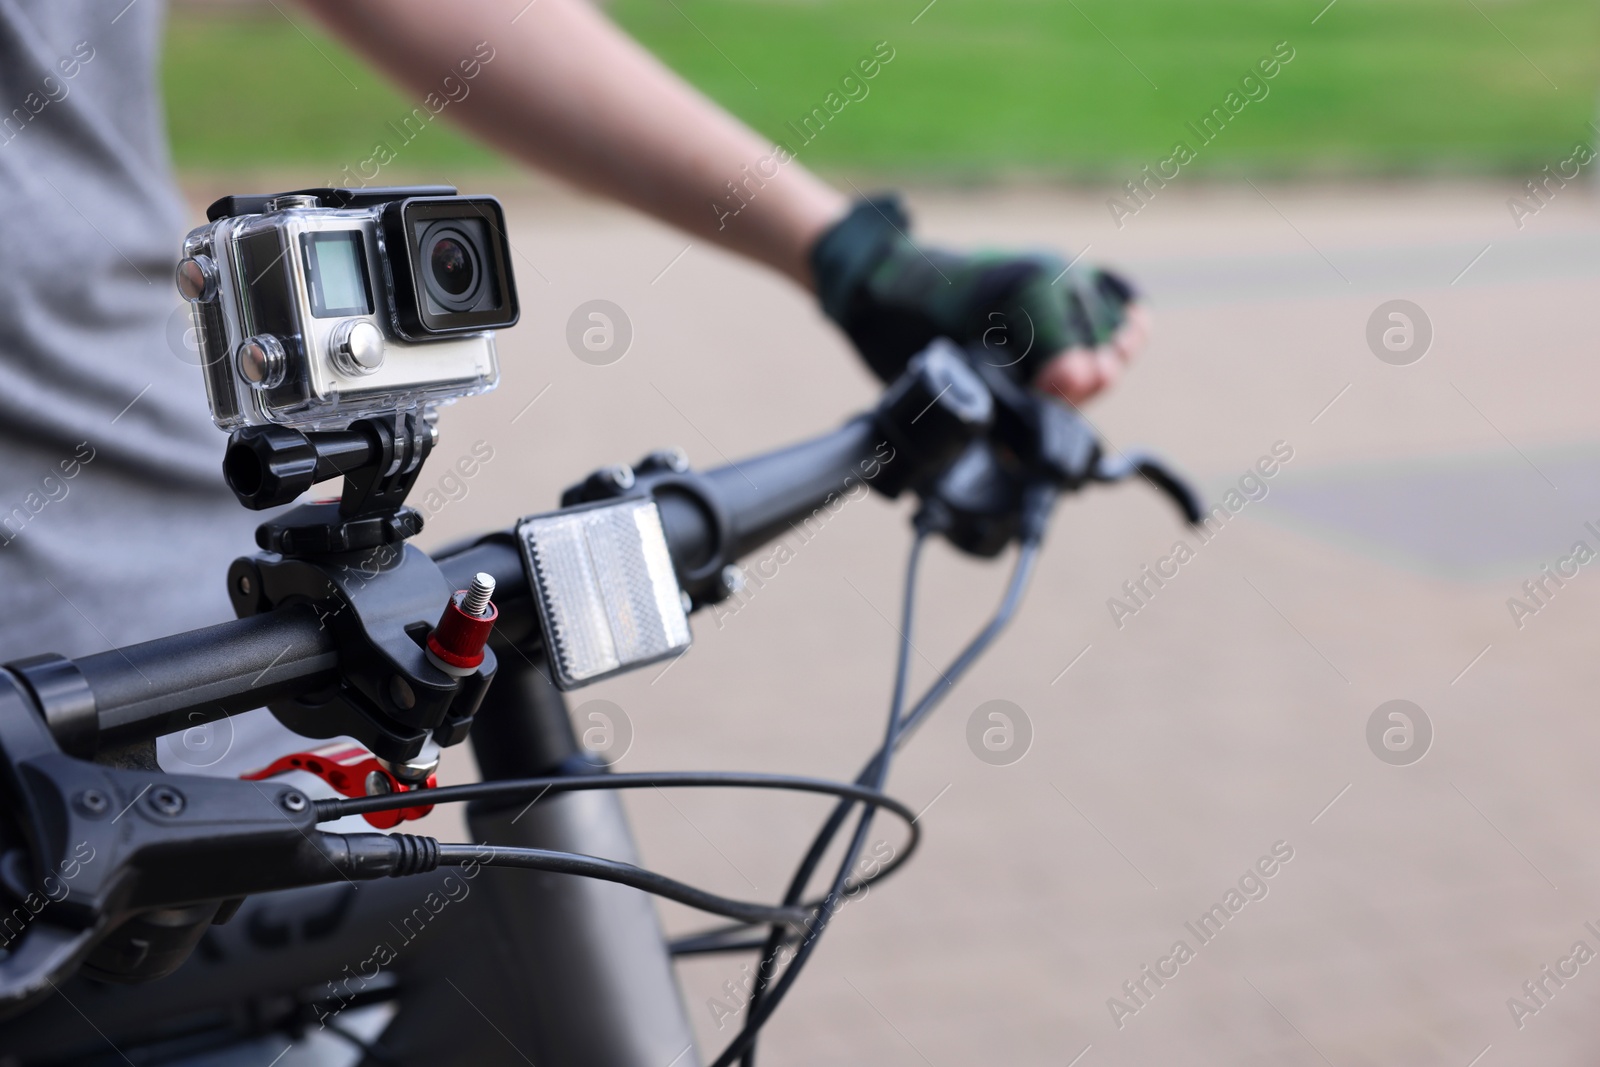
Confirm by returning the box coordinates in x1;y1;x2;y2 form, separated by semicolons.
238;335;287;390
330;320;386;377
176;255;218;302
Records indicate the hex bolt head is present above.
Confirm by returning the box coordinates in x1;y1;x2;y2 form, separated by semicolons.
282;791;309;814
149;786;186;817
77;790;109;816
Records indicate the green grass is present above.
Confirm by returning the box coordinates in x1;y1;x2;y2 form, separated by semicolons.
162;10;500;176
163;0;1600;178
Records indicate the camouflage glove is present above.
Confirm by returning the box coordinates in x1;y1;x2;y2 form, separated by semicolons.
811;195;1136;387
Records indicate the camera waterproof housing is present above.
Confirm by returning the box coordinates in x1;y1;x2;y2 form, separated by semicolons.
178;185;519;431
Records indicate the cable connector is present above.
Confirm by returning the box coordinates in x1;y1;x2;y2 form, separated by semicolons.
319;831;441;880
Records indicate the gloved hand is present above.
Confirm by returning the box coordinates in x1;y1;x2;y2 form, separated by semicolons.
811;195;1146;404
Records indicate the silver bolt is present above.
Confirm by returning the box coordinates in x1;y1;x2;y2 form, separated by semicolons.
78;790;109;815
282;791;308;813
237;574;253;597
462;572;496;617
378;741;440;785
720;564;746;597
364;770;393;796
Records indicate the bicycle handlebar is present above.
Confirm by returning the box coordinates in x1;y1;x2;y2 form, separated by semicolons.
697;415;887;563
51;376;1199;757
41;414;893;758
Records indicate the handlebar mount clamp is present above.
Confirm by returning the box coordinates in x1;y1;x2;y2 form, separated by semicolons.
227;542;496;763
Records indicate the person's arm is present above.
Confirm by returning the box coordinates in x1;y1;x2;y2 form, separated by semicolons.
296;0;1142;403
297;0;846;289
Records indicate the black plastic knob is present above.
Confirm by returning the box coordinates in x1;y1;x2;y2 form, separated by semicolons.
224;426;321;510
223;425;376;511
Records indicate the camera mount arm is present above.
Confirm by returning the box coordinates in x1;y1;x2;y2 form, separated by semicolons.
222;411;436;554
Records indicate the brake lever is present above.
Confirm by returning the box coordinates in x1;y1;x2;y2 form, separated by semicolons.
1090;450;1205;525
915;343;1201;554
0;673;444;1015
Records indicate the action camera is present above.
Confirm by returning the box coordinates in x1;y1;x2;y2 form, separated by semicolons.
177;185;519;430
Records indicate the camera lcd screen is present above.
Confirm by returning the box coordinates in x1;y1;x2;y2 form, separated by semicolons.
301;231;372;318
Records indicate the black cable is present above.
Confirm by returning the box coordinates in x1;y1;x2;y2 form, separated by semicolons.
316;771;919;834
428;842;804;926
323;776;919;930
668;914;803;956
670;934;781;957
672;539;1038;1022
893;538;1041;744
788;540;1041;908
732;531;1042;1066
720;530;928;1067
319;772;921;909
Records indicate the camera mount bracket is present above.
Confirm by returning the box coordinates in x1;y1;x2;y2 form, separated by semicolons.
223;411;435;557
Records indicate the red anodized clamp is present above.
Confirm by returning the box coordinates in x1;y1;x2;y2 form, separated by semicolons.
242;742;435;829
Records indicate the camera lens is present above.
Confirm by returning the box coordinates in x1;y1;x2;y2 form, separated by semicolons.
430;236;475;297
399;200;516;332
417;220;488;313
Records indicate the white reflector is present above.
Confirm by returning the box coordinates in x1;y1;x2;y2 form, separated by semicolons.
517;499;692;689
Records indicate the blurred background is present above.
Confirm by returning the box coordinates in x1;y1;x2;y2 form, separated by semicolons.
167;0;1596;179
165;2;1600;1065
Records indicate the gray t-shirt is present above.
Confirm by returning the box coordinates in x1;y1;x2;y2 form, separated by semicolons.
0;3;410;822
0;0;262;663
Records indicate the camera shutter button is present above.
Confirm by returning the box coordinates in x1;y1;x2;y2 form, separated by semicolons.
331;320;385;376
